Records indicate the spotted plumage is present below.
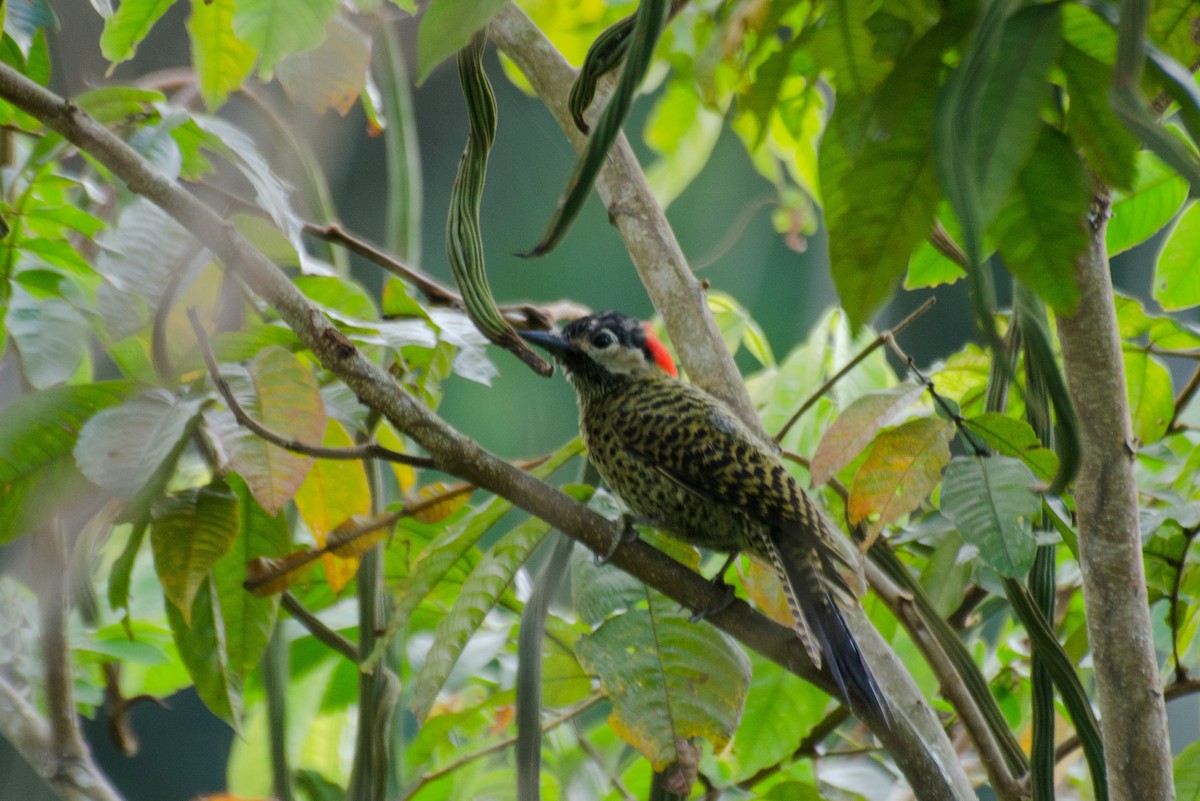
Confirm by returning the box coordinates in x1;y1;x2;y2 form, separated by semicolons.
521;311;888;723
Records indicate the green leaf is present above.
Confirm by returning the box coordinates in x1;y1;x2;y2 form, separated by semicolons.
99;0;174;66
151;481;241;621
810;0;890;97
729;653;829;775
0;382;134;543
276;16;371;115
187;0;256;110
214;476;287;674
416;0;507;84
1175;736;1200;800
1108;151;1189;256
849;416;955;538
963;412;1058;482
992;125;1090;314
1155;202;1200;309
392;439;584;624
165;574;241;727
7;287;90;388
1124;349;1173;444
203;346;326;514
1059;43;1139;190
941;455;1039;577
74;390;203;499
920;532;972;618
575;588;750;770
823;87;942;328
976;3;1062;223
232;0;338;80
644;78;724;207
411;507;566;721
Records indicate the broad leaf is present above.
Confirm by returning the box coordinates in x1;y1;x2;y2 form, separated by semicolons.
165;575;241;727
1175;732;1200;801
992;125;1090;314
1059;43;1138;191
151;481;241;621
416;0;507;84
1156;202;1200;310
809;0;890;97
187;0;256;110
963;413;1058;482
7;288;90;388
1108;151;1189;256
729;653;830;776
204;346;326;514
941;455;1039;577
976;3;1062;224
849;417;954;538
214;476;288;673
824;88;941;328
411;506;569;721
1124;350;1173;444
99;0;173;65
391;439;584;625
0;382;133;543
575;581;750;770
232;0;339;80
74;390;203;499
276;16;371;115
812;384;924;485
293;420;371;593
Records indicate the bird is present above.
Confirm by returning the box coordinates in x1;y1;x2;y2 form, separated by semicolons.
520;311;888;723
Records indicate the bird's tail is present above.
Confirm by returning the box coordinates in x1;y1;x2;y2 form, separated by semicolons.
760;524;890;725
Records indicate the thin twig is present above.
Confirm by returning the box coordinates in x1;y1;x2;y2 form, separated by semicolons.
1168;361;1200;432
244;453;552;594
305;223;586;330
929;218;970;271
399;694;605;801
188;308;437;468
774;297;937;444
281;593;359;662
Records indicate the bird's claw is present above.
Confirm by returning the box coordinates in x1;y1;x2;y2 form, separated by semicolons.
594;516;642;566
689;581;737;623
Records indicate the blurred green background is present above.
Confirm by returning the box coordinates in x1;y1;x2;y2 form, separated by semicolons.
2;3;1194;801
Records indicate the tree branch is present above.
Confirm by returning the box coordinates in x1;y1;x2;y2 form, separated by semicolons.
1053;193;1173;801
488;3;758;427
0;62;972;801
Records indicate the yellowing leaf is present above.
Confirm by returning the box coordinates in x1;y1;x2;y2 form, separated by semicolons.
811;384;924;485
849;417;954;540
276;17;370;115
206;346;326;514
294;420;371;592
325;515;390;559
409;482;471;524
375;420;417;493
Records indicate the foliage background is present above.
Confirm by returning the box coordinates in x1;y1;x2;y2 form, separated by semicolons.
2;0;1200;800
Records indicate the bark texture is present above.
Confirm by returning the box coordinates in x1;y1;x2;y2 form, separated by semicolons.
1054;196;1174;801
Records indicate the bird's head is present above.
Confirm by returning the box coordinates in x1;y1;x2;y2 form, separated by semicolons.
520;311;677;397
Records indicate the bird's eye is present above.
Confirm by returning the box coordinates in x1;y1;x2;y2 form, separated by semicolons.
591;330;617;349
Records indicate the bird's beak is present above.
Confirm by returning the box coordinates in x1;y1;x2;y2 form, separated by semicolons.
518;329;576;361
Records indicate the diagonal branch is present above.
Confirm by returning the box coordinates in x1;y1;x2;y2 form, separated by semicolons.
0;62;972;801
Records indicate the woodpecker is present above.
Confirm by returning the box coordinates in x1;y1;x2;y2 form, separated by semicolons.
521;311;888;723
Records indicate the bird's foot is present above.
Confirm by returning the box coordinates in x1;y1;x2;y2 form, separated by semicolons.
594;515;646;566
689;579;737;623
